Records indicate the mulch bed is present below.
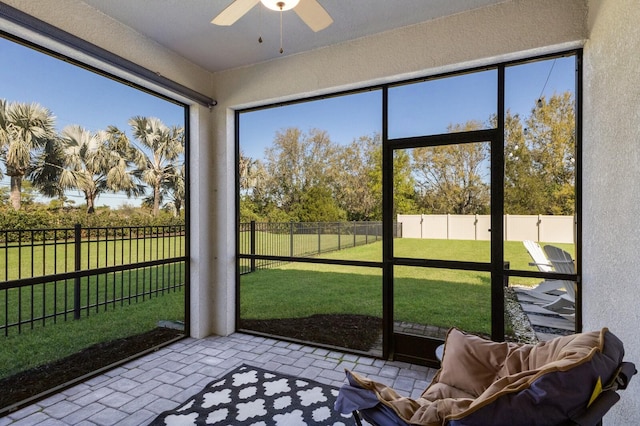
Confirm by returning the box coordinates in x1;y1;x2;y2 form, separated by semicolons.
0;327;183;412
240;314;382;352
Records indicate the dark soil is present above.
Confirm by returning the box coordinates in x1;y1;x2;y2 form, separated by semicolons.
240;314;382;351
0;327;184;412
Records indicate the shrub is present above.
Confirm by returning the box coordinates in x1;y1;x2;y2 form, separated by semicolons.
0;205;185;239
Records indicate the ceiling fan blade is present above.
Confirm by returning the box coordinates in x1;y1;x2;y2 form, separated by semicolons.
293;0;333;32
211;0;260;26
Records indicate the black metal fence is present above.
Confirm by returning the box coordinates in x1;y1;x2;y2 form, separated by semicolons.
239;221;401;273
0;224;186;336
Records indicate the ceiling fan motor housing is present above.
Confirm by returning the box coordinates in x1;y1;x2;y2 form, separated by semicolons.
261;0;299;11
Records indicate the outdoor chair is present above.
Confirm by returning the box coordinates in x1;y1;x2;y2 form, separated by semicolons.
524;239;554;272
518;242;576;316
335;327;635;426
522;240;570;301
538;245;577;314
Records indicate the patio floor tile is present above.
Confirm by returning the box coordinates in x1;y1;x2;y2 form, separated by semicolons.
1;333;437;425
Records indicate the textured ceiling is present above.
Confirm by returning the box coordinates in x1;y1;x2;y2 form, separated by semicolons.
81;0;507;73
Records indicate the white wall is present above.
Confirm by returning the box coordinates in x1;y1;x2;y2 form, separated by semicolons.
3;0;638;423
0;0;218;339
212;0;586;106
398;214;574;243
211;0;587;336
584;0;640;422
0;0;212;96
2;0;590;341
188;105;216;339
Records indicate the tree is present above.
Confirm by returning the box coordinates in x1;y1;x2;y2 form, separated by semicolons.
18;179;38;207
333;133;418;220
239;150;258;193
0;186;8;206
163;163;185;216
244;128;417;222
290;186;346;222
261;127;338;220
525;93;576;215
239;150;269;222
57;125;145;214
333;134;381;221
392;149;419;216
502;93;576;215
503;110;545;214
239;196;263;222
29;130;66;200
129;117;184;216
0;100;57;210
412;121;490;214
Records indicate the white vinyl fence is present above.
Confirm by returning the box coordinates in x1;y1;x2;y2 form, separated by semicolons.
397;214;575;244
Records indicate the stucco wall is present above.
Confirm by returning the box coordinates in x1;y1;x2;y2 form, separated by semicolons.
583;0;640;422
210;0;588;336
1;0;591;341
212;0;586;107
0;0;212;97
0;0;219;339
2;0;636;422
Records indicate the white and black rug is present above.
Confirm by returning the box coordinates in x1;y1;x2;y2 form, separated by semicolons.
149;364;355;425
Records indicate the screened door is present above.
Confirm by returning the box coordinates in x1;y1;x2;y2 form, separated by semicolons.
383;130;505;366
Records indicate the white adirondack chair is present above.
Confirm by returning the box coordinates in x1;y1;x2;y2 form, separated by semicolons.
540;245;577;314
523;240;567;296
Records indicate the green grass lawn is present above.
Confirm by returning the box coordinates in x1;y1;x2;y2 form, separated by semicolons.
239;230;374;255
0;232;187;384
241;238;575;336
0;236;185;281
1;236;573;380
1;262;185;330
0;289;184;379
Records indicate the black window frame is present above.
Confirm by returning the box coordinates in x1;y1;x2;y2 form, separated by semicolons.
236;49;582;362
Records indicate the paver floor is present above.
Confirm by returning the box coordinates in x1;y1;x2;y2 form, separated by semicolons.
0;333;438;426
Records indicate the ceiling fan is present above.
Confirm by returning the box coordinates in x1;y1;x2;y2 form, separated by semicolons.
211;0;333;32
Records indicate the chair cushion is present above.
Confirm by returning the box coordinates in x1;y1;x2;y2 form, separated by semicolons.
436;329;518;397
343;327;624;426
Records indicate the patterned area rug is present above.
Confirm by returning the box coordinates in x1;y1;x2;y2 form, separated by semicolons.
149;364;355;425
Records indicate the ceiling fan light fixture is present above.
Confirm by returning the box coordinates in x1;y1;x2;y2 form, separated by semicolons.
261;0;300;11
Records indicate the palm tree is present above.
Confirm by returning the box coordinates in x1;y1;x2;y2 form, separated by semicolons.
128;116;184;216
0;100;57;210
163;163;185;216
58;125;145;213
29;132;66;200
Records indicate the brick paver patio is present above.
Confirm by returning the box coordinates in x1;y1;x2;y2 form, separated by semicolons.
0;333;438;425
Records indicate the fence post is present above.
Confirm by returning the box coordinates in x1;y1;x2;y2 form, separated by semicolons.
365;223;369;244
290;221;294;257
353;221;356;247
504;214;509;242
250;221;256;272
538;214;542;242
475;214;479;241
503;261;510;287
338;222;341;250
317;222;321;254
74;223;82;320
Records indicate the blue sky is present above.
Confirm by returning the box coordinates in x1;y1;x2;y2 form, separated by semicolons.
0;37;185;208
239;90;383;159
240;56;576;160
0;34;576;208
0;39;185;133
